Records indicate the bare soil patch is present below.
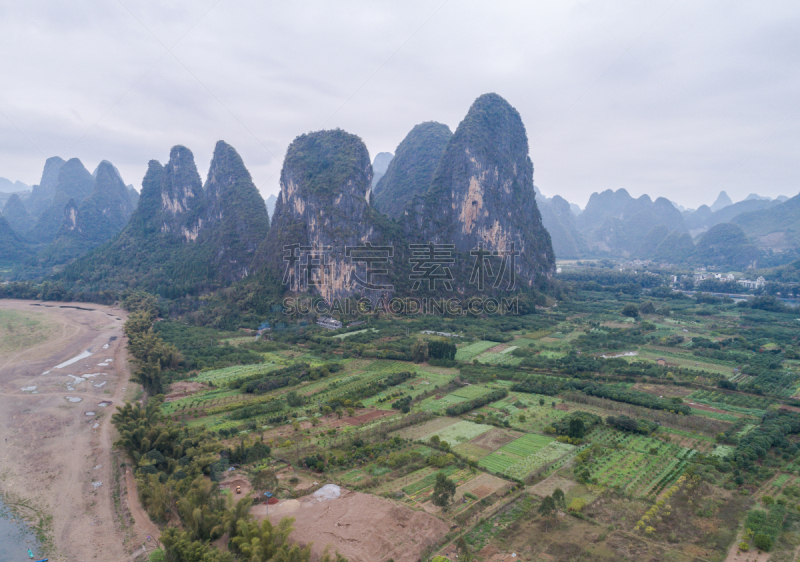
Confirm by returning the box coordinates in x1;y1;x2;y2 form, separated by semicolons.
252;487;449;562
392;416;459;440
455;473;508;501
470;428;522;451
530;475;577;498
632;383;694;398
165;380;209;401
344;408;394;426
0;299;149;561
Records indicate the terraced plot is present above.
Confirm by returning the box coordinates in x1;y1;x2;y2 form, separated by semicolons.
455;341;497;361
474;351;522;366
418;393;469;413
193;362;283;384
424;420;493;444
585;428;696;496
478;433;572;479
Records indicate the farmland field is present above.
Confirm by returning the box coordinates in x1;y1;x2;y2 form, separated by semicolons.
455;340;497;361
477;433;572;479
424;420;493;444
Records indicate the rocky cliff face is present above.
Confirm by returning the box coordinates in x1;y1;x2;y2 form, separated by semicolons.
62;142;269;293
260;129;395;303
43;161;137;263
25;156;65;218
30;158;95;243
199;141;270;281
409;93;555;287
373;122;451;219
156;146;205;241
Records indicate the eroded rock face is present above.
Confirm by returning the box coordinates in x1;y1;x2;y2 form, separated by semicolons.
410;93;556;287
261;129;394;303
62;141;269;291
372;122;451;219
157;146;205;239
199;141;270;281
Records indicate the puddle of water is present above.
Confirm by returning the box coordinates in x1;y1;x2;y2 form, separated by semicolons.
54;350;93;369
83;373;107;378
98;401;112;407
20;387;36;392
92;423;100;429
94;382;107;388
0;497;41;562
67;375;86;384
102;344;109;349
65;397;82;403
91;481;102;489
85;412;96;416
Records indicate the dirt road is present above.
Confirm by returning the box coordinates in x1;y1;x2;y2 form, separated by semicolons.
0;299;155;561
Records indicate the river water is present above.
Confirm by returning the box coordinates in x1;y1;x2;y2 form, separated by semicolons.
0;498;41;562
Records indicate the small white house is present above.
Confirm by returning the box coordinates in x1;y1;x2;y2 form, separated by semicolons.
317;317;342;330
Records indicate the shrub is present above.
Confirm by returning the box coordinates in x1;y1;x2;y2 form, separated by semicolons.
568;498;586;513
754;533;773;551
738;542;749;552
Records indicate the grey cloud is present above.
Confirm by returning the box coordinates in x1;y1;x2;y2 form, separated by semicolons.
0;0;798;210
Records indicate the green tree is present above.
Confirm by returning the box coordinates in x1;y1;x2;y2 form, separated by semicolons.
552;488;566;511
568;418;585;439
431;472;456;509
252;469;278;497
538;495;556;532
411;339;429;362
621;304;639;318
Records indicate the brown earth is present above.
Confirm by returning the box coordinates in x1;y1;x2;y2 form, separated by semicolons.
469;428;522;451
391;416;459;440
632;383;694;398
164;380;208;401
252;487;449;562
687;402;733;415
530;475;576;498
454;472;508;501
344;408;395;426
0;299;156;561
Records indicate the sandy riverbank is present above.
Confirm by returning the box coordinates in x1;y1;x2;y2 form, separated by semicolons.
0;299;157;561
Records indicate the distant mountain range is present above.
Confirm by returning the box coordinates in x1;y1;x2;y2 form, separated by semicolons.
48;93;556;302
1;94;798;294
534;184;798;268
0;177;30;193
0;156;139;275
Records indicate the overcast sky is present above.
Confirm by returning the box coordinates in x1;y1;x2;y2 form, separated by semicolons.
0;1;798;209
